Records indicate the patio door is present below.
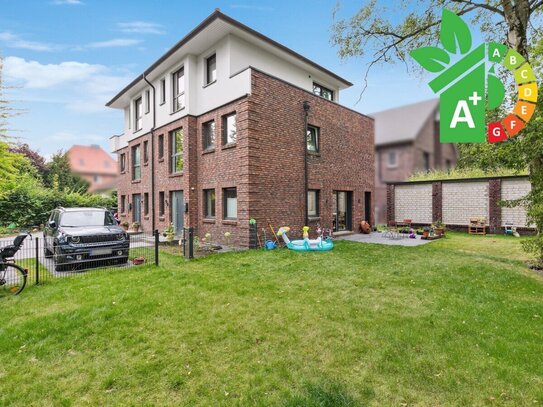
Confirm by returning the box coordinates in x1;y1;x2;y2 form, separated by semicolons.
170;190;184;235
132;194;141;223
334;191;352;232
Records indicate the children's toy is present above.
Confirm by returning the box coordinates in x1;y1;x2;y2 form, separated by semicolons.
408;228;416;239
504;223;520;237
277;226;333;252
265;240;277;250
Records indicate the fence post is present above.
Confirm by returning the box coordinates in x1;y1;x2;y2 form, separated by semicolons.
188;227;194;259
154;229;159;266
35;236;39;285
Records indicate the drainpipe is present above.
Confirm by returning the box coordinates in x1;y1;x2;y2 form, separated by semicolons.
143;74;156;232
303;101;310;226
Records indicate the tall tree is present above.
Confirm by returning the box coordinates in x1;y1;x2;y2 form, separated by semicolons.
46;150;90;193
9;143;48;181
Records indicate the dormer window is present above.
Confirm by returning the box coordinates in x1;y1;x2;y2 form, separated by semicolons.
172;67;185;112
134;97;143;131
205;54;216;85
313;83;334;101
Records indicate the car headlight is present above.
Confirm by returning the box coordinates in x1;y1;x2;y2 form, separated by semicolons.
116;233;125;241
70;236;80;244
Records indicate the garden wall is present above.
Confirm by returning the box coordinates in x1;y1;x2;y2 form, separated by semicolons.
386;176;535;234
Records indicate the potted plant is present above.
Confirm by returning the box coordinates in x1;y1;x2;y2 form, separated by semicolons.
121;221;129;231
432;220;446;236
130;222;140;233
422;227;431;238
163;223;174;243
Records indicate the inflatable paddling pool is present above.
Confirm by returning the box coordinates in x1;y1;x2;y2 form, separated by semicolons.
277;227;334;251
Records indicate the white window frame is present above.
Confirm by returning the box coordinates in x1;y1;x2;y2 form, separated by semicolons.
387;151;398;168
308;190;319;217
160;78;166;105
205;53;217;85
172;66;185;112
134;97;143;131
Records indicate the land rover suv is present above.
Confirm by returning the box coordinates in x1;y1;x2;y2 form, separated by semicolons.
44;207;129;271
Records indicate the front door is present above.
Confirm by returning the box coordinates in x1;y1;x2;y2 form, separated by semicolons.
171;191;184;235
364;191;371;223
132;194;141;223
334;191;352;232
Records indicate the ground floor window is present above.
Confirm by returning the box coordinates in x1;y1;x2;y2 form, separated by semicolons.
144;193;149;216
308;190;319;217
204;189;216;218
120;195;126;213
223;187;237;219
159;191;165;217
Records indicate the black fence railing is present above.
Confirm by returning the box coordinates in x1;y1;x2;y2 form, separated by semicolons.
0;230;159;285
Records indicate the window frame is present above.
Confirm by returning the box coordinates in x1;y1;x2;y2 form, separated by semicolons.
308;189;320;218
134;97;143;131
145;90;150;114
203;189;216;219
223;187;237;220
205;53;217;85
306;125;320;153
131;145;141;181
158;134;164;160
159;191;165;217
423;151;430;171
172;66;185;112
160;78;166;105
120;153;126;173
144;193;149;216
222;113;237;146
169;128;184;174
202;120;216;151
312;83;334;101
143;140;149;164
387;151;398;168
120;195;126;213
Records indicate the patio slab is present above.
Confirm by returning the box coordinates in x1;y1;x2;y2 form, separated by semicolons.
337;232;434;246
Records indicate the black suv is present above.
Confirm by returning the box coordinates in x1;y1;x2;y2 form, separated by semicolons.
44;207;129;271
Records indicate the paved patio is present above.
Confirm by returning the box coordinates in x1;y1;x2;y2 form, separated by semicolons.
337;232;434;246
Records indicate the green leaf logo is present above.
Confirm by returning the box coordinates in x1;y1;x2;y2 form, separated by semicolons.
440;9;472;54
410;47;450;73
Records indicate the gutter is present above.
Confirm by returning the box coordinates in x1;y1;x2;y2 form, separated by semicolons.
303;101;310;226
143;74;157;233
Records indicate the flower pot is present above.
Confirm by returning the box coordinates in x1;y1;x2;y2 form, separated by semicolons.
434;227;445;236
423;231;430;238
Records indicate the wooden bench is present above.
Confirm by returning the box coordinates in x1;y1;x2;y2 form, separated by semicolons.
469;217;486;235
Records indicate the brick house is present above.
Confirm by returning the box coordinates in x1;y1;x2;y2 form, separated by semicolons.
107;10;374;246
372;99;458;224
67;144;117;195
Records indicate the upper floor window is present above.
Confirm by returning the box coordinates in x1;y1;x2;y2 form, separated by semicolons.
145;90;150;114
205;54;216;85
131;145;141;180
172;67;185;112
446;159;452;170
158;134;164;160
387;151;397;168
423;152;430;172
160;78;166;105
143;140;149;164
203;120;216;150
313;83;334;101
222;113;237;145
306;125;319;153
134;97;143;131
170;128;183;173
120;153;126;172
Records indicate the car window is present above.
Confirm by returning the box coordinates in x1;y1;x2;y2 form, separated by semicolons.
59;211;116;227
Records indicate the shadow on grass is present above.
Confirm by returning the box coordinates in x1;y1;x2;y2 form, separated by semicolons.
281;381;370;407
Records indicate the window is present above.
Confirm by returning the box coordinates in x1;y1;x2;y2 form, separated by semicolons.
446;159;452;170
159;192;165;217
222;113;236;145
160;78;166;105
204;189;216;218
134;97;143;131
128;107;131;130
93;175;101;183
387;151;397;168
145;90;150;114
423;152;430;171
172;67;185;112
120;153;126;172
205;53;216;85
308;190;319;217
313;83;334;101
223;188;237;219
202;120;216;150
120;195;126;213
169;129;183;173
158;134;164;160
143;140;149;164
144;193;149;216
306;125;319;152
131;145;141;181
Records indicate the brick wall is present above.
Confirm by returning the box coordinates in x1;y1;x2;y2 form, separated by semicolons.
394;184;432;223
501;179;532;227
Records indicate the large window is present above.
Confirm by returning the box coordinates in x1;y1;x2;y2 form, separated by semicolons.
203;120;216;150
160;78;166;105
223;188;237;219
308;190;319;217
222;113;236;145
387;151;397;168
313;83;334;101
143;140;149;164
306;125;319;153
120;153;126;172
204;189;216;218
170;128;183;173
134;97;143;131
205;54;216;85
131;145;141;181
158;134;164;160
172;67;185;112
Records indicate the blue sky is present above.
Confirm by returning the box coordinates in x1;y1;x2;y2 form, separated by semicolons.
1;0;436;158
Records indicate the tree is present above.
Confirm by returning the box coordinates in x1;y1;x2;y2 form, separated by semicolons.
332;1;543;265
45;150;90;193
0;55;24;141
9;143;48;181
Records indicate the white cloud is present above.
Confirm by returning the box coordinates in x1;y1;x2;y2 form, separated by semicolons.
3;56;132;113
87;38;143;48
0;32;60;52
117;21;165;35
51;0;84;5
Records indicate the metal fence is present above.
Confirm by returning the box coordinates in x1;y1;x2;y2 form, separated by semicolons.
0;231;160;286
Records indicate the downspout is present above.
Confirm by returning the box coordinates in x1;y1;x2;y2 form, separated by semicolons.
143;74;156;232
303;101;310;226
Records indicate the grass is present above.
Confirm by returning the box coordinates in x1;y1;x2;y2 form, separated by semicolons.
0;233;542;406
408;167;528;182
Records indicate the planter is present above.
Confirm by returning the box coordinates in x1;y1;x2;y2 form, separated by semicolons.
434;228;445;236
423;231;430;238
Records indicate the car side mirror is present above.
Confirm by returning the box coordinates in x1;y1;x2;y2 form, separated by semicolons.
48;220;56;229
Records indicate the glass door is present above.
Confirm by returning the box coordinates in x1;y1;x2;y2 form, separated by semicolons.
334;191;352;232
170;191;184;235
132;194;141;223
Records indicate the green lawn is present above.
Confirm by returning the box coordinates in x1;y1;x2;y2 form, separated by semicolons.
1;233;542;406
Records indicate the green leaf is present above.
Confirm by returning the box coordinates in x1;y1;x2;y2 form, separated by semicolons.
410;47;450;72
440;9;472;54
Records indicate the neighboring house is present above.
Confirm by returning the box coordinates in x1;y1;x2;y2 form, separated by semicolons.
67;144;117;195
108;9;374;246
372;99;458;224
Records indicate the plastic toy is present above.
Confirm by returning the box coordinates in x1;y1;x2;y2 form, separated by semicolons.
265;240;277;250
277;226;333;252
